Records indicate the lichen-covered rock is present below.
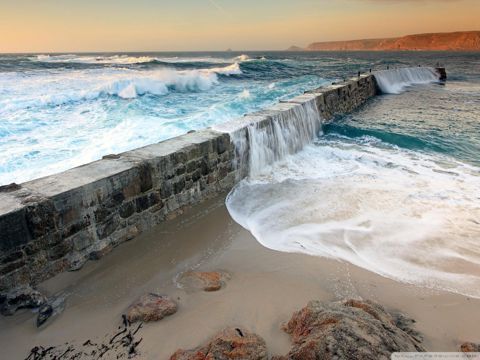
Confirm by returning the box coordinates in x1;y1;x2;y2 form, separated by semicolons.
0;286;46;316
126;293;177;323
170;327;268;360
460;342;480;352
280;299;425;360
177;271;230;292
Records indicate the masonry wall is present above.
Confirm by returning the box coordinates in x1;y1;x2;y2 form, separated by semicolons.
0;74;378;294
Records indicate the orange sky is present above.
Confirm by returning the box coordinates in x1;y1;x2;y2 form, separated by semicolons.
1;0;479;52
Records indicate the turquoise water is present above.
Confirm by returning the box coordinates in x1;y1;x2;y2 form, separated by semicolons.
325;76;480;167
1;51;478;184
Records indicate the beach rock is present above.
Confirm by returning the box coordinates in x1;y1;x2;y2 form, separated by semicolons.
126;293;177;323
177;271;230;292
170;327;268;360
279;299;425;360
460;342;480;352
36;295;66;327
0;286;46;316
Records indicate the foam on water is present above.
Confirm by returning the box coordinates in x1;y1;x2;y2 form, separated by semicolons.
226;138;480;298
0;64;241;111
32;54;253;66
34;54;155;64
374;67;440;94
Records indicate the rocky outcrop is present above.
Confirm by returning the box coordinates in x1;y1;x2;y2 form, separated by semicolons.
177;271;230;292
126;293;177;323
276;299;425;360
460;342;480;352
170;327;268;360
0;286;46;316
37;294;66;327
307;31;480;51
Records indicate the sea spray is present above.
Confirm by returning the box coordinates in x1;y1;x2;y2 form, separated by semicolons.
374;67;440;94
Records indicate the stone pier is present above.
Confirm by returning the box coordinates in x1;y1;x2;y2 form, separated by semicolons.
0;70;433;296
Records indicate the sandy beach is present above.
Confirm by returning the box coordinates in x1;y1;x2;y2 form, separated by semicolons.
0;195;478;359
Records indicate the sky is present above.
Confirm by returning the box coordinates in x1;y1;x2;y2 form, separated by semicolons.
0;0;479;52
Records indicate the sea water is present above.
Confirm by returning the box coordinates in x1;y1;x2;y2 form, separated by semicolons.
0;52;328;184
224;52;480;298
1;51;479;298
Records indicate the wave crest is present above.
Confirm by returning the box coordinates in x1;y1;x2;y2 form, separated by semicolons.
1;64;242;110
34;54;155;65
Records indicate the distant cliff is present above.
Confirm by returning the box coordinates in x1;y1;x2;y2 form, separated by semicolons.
306;31;480;51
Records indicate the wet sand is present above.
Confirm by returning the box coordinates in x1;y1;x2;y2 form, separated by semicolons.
0;195;479;359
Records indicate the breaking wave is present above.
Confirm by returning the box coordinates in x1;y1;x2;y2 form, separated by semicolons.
32;54;253;67
34;54;155;65
0;64;242;110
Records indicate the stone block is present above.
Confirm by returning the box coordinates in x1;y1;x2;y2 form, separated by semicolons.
71;230;95;252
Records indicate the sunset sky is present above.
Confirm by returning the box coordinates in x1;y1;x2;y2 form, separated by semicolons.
1;0;479;52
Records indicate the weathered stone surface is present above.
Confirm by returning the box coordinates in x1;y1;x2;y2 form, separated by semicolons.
170;328;268;360
37;294;66;327
460;342;480;352
178;271;230;292
0;286;46;316
89;244;113;260
126;293;177;323
279;299;425;360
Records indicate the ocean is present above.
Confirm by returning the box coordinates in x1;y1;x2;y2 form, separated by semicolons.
1;51;479;298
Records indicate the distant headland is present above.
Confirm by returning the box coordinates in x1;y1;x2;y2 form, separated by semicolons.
289;31;480;51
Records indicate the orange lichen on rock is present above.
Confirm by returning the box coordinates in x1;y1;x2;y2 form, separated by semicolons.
280;299;425;359
460;342;480;352
170;327;267;360
177;271;230;292
126;293;177;323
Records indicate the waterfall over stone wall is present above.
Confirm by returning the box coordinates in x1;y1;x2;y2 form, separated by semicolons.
231;99;322;178
374;67;440;94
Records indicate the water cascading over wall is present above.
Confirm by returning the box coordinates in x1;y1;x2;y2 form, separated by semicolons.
374;67;440;94
219;99;323;178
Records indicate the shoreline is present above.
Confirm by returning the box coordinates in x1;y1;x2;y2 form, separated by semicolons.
1;195;478;359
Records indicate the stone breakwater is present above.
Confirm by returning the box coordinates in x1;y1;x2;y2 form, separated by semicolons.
0;69;442;298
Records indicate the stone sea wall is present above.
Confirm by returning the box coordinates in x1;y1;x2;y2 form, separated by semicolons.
0;74;378;294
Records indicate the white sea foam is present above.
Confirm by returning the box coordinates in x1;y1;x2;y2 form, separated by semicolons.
32;54;253;66
226;139;480;298
233;54;251;62
34;54;155;64
0;64;241;111
206;62;242;75
239;89;251;99
374;67;440;94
